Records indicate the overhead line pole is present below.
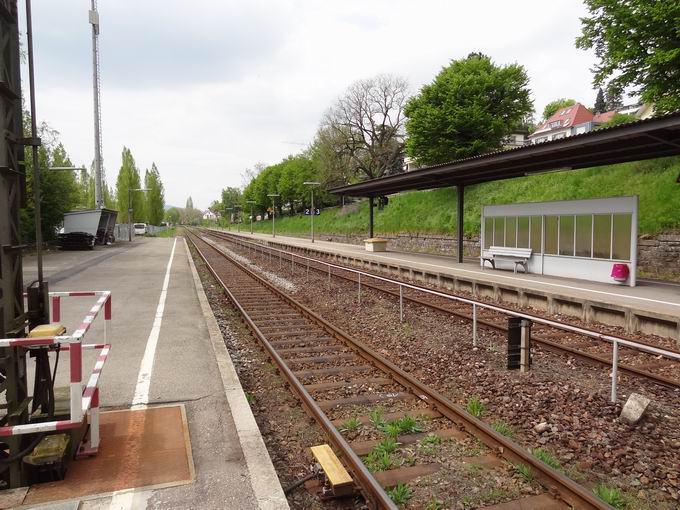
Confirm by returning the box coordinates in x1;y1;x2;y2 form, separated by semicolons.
25;0;43;287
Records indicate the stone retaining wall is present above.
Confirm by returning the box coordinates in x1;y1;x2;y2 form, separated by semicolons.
637;232;680;281
307;231;680;281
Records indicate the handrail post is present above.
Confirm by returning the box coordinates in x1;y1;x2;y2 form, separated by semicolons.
472;304;477;347
358;273;362;304
328;264;331;289
611;340;619;403
399;284;404;323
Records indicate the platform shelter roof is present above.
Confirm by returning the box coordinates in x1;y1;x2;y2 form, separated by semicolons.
330;112;680;197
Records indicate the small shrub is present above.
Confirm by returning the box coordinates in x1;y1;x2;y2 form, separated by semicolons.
420;433;442;446
387;483;412;506
593;482;627;509
382;421;403;438
425;498;444;510
514;463;534;482
491;421;515;439
245;392;256;405
365;451;394;472
531;448;562;471
396;415;422;434
370;408;386;429
340;417;361;433
466;396;485;418
374;438;399;455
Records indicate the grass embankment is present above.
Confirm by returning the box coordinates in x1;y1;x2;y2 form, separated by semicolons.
246;157;680;237
147;227;179;238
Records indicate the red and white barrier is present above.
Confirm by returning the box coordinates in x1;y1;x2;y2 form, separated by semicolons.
0;291;112;455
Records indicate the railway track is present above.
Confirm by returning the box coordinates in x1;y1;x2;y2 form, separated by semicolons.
186;229;611;509
204;229;680;392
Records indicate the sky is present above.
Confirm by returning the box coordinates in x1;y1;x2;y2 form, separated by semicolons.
20;0;599;210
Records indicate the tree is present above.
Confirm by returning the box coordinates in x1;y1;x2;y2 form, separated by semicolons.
593;88;606;113
311;126;354;189
114;147;145;223
542;99;576;120
181;197;202;225
321;74;408;180
220;187;242;212
144;163;165;225
605;85;623;110
596;112;637;130
19;114;81;243
405;53;533;165
576;0;680;114
165;207;180;225
81;163;115;210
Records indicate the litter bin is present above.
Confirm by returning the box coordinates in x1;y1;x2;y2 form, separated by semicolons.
611;263;629;282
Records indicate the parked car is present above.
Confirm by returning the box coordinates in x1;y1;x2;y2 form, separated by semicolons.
134;223;147;235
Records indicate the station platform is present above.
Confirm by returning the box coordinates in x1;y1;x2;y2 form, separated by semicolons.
224;230;680;342
10;238;287;509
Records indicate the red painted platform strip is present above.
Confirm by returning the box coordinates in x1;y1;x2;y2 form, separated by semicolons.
23;405;193;505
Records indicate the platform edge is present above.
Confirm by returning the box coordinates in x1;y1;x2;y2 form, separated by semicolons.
184;237;290;510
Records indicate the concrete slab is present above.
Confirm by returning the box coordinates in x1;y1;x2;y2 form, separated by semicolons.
23;406;193;505
16;237;286;509
224;231;680;341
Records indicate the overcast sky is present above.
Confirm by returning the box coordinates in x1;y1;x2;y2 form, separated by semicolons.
21;0;599;210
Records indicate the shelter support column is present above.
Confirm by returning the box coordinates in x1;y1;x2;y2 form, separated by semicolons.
369;197;374;238
457;185;464;263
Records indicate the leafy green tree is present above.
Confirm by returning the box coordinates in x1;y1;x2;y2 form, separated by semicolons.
596;112;637;130
576;0;680;114
404;53;533;165
593;88;606;113
115;147;145;223
542;99;576;120
220;187;242;212
144;163;165;225
185;196;193;209
20;117;81;243
604;85;623;110
165;207;181;224
81;164;114;210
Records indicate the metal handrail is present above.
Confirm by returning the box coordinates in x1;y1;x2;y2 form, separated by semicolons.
208;229;680;403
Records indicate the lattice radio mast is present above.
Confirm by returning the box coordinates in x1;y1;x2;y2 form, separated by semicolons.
89;0;104;208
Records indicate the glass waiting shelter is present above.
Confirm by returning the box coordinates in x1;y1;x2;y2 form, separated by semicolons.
481;196;638;286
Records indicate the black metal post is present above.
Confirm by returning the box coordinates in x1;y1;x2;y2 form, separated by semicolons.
457;185;464;263
368;196;374;238
25;0;43;286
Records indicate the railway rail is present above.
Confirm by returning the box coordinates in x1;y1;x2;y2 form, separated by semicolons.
203;229;680;397
186;229;612;509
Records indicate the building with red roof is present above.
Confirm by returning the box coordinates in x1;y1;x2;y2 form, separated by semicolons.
528;102;654;145
529;102;598;143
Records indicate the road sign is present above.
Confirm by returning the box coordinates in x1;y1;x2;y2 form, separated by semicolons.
304;208;320;216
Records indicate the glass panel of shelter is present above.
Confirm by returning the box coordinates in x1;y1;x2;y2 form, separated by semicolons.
484;212;631;261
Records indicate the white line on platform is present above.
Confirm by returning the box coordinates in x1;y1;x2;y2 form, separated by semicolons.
131;238;177;408
110;239;177;510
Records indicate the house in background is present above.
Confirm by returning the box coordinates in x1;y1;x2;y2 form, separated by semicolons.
502;127;530;148
529;103;597;143
203;210;217;221
528;102;654;144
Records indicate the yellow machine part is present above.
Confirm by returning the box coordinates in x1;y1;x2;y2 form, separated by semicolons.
23;434;70;466
28;324;66;337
